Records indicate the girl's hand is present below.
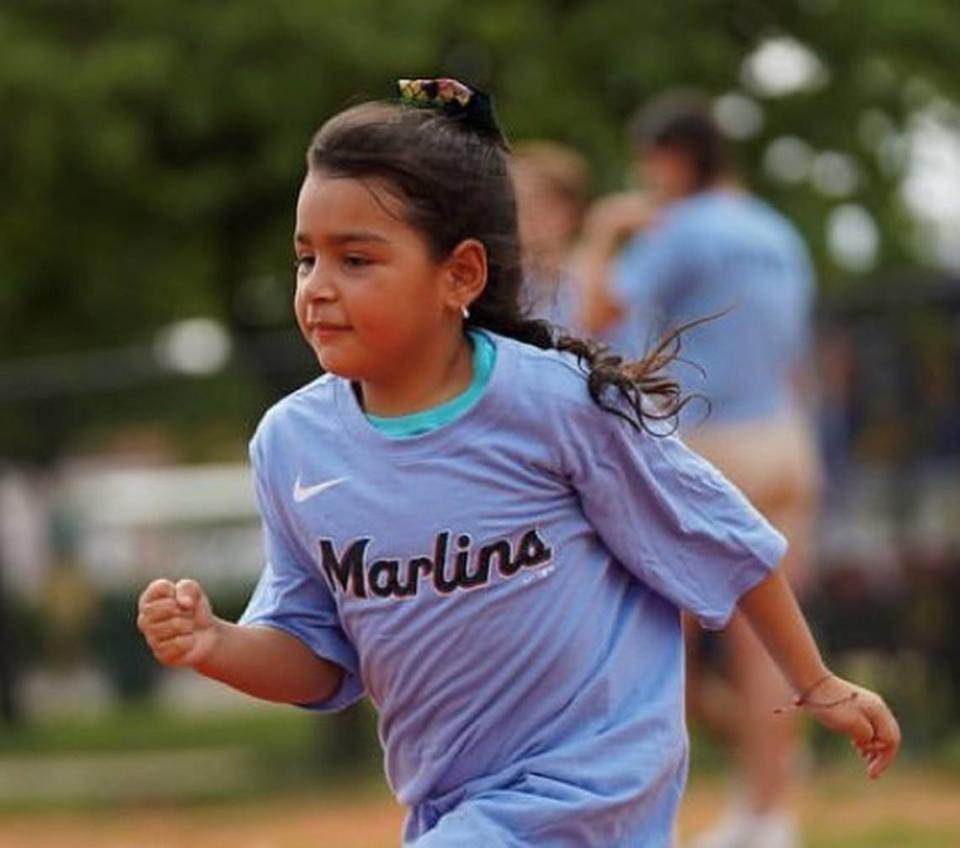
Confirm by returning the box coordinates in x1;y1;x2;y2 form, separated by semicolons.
137;578;220;668
793;673;901;780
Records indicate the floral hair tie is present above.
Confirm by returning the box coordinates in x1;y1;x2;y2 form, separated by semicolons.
397;78;474;109
395;77;508;150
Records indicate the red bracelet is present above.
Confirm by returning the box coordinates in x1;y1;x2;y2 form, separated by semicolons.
774;672;858;714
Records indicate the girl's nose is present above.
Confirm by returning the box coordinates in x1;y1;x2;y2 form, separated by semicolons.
301;260;338;301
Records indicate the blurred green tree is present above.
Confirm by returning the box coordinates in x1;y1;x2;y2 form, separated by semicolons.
0;0;958;457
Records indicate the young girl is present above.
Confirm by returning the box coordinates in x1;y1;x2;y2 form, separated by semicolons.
137;79;899;847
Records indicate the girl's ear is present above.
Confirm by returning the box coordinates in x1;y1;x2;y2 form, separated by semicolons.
442;239;488;313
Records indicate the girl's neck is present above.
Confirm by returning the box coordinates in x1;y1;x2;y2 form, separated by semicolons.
358;328;475;417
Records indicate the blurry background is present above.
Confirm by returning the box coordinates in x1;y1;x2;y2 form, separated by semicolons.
1;1;960;845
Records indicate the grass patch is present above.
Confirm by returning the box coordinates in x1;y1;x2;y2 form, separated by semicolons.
808;826;959;847
0;701;315;756
0;701;386;808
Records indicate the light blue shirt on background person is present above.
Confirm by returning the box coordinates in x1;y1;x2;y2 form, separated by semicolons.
520;271;580;333
609;188;816;429
522;271;625;353
239;331;787;846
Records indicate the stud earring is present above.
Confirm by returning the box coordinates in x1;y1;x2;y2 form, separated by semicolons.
461;304;470;319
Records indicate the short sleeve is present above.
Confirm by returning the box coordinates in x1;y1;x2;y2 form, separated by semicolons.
239;433;364;711
565;408;787;629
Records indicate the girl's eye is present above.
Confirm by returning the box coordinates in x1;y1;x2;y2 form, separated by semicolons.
294;256;314;275
343;254;371;270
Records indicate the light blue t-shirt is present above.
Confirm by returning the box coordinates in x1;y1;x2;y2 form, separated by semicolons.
521;272;580;333
610;189;815;427
240;332;786;847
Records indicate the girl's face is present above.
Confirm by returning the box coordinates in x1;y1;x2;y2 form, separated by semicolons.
293;171;456;382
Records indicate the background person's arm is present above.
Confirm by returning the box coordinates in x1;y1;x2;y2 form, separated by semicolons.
573;191;653;334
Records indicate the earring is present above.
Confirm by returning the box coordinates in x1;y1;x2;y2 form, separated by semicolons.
461;304;470;319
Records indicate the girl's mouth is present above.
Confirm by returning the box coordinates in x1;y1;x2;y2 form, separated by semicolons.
310;322;351;335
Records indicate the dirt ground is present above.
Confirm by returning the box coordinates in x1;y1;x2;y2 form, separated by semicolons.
1;768;958;847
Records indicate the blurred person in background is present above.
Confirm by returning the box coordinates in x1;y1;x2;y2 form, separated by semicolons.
577;92;821;848
510;140;591;329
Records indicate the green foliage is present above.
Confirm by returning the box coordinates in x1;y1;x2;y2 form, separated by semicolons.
1;0;959;457
0;700;312;755
0;700;383;805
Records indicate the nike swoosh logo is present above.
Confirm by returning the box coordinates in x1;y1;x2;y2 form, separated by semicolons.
293;474;348;503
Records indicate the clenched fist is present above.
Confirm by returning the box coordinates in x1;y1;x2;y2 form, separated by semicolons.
137;578;220;668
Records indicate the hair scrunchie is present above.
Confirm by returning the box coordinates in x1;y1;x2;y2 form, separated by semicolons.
397;77;508;150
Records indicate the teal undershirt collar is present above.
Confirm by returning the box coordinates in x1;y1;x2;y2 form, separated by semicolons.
366;330;496;438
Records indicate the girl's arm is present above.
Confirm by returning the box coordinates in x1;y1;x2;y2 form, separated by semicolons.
736;568;901;779
194;621;343;705
138;578;343;705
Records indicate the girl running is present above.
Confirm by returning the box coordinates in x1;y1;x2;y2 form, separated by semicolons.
137;78;899;847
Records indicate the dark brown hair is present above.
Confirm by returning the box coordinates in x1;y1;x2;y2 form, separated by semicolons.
628;91;729;191
307;100;693;433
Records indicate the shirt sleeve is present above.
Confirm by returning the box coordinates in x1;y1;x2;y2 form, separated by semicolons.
563;406;787;629
238;432;364;711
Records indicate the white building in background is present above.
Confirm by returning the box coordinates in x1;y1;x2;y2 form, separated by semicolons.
0;460;267;716
0;469;51;600
58;462;263;593
0;461;263;601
